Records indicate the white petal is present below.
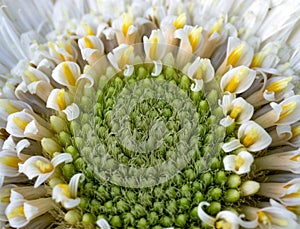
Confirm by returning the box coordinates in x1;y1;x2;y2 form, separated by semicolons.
97;218;111;229
52;61;81;88
197;202;215;226
68;173;84;198
63;103;80;121
151;60;163;76
76;73;94;88
222;139;242;152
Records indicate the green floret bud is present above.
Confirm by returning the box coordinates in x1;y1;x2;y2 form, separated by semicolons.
133;204;146;217
148;212;159;225
175;214;187;227
123;212;135;226
191;207;199;220
215;171;227;185
66;145;79;160
201;172;213;187
65;209;81;225
210;157;221;170
62;163;76;179
79;197;89;211
166;200;177;214
207;201;221;216
160;216;173;227
58;131;72;147
137;218;148;228
110;215;122;228
199;100;209;112
50;116;68;133
82;213;96;228
193;191;204;204
153;202;164;214
227;174;241;188
178;198;190;211
207;89;218;105
181;184;191;198
116;200;129;212
74;157;86;170
209;187;222;200
224;189;240;203
137;66;148;78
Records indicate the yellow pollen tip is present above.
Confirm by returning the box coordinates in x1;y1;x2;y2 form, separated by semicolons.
122;12;133;36
225;67;246;93
282;189;300;199
173;13;186;29
24;70;39;82
229;106;242;119
56;89;66;110
250;51;267;68
286;206;300;215
58;184;72;198
227;43;245;67
80;21;95;36
291;154;300;162
0;101;19;114
120;46;134;68
0;156;21;168
292;126;300;138
8;206;25;219
209;17;224;37
215;219;232;229
149;36;158;60
258;212;271;225
188;26;202;53
234;155;245;171
13;117;29;131
280;101;296;120
242;127;258;147
35;160;54;173
62;63;76;86
83;36;94;49
265;76;293;93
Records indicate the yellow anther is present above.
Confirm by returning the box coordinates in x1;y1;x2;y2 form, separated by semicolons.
120;46;134;68
173;13;186;29
58;184;72;198
0;195;10;203
292;126;300;138
279;101;296;120
24;70;39;82
35;160;54;173
291;154;300;162
0;156;21;168
227;43;245;67
188;26;202;52
234;155;245;171
83;36;94;49
80;21;95;36
0;101;19;114
258;212;271;225
242;127;258;147
215;219;232;229
56;89;66;110
282;189;300;199
48;42;66;61
149;37;158;60
265;76;293;93
66;40;72;55
286;206;300;215
225;67;247;93
13;117;29;130
8;206;25;219
209;17;224;37
122;12;133;36
62;62;76;86
250;51;268;68
229;106;242;119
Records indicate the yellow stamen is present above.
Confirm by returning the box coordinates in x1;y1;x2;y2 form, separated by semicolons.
8;206;25;219
173;13;186;29
258;212;271;225
242;127;258;147
83;36;94;49
0;156;21;168
250;48;271;68
0;101;19;114
58;184;72;198
292;125;300;138
291;154;300;162
35;160;54;173
188;26;202;53
48;42;66;61
225;67;247;93
286;206;300;215
265;76;293;93
80;21;95;36
62;62;76;86
0;195;10;203
24;70;39;82
13;117;29;130
122;12;133;36
56;89;66;110
234;155;245;171
120;46;134;68
282;189;300;199
209;17;224;37
279;101;296;120
229;106;242;119
226;43;245;67
149;37;158;60
215;219;232;229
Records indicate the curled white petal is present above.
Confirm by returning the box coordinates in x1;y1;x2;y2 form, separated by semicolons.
96;218;111;229
62;103;80;121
